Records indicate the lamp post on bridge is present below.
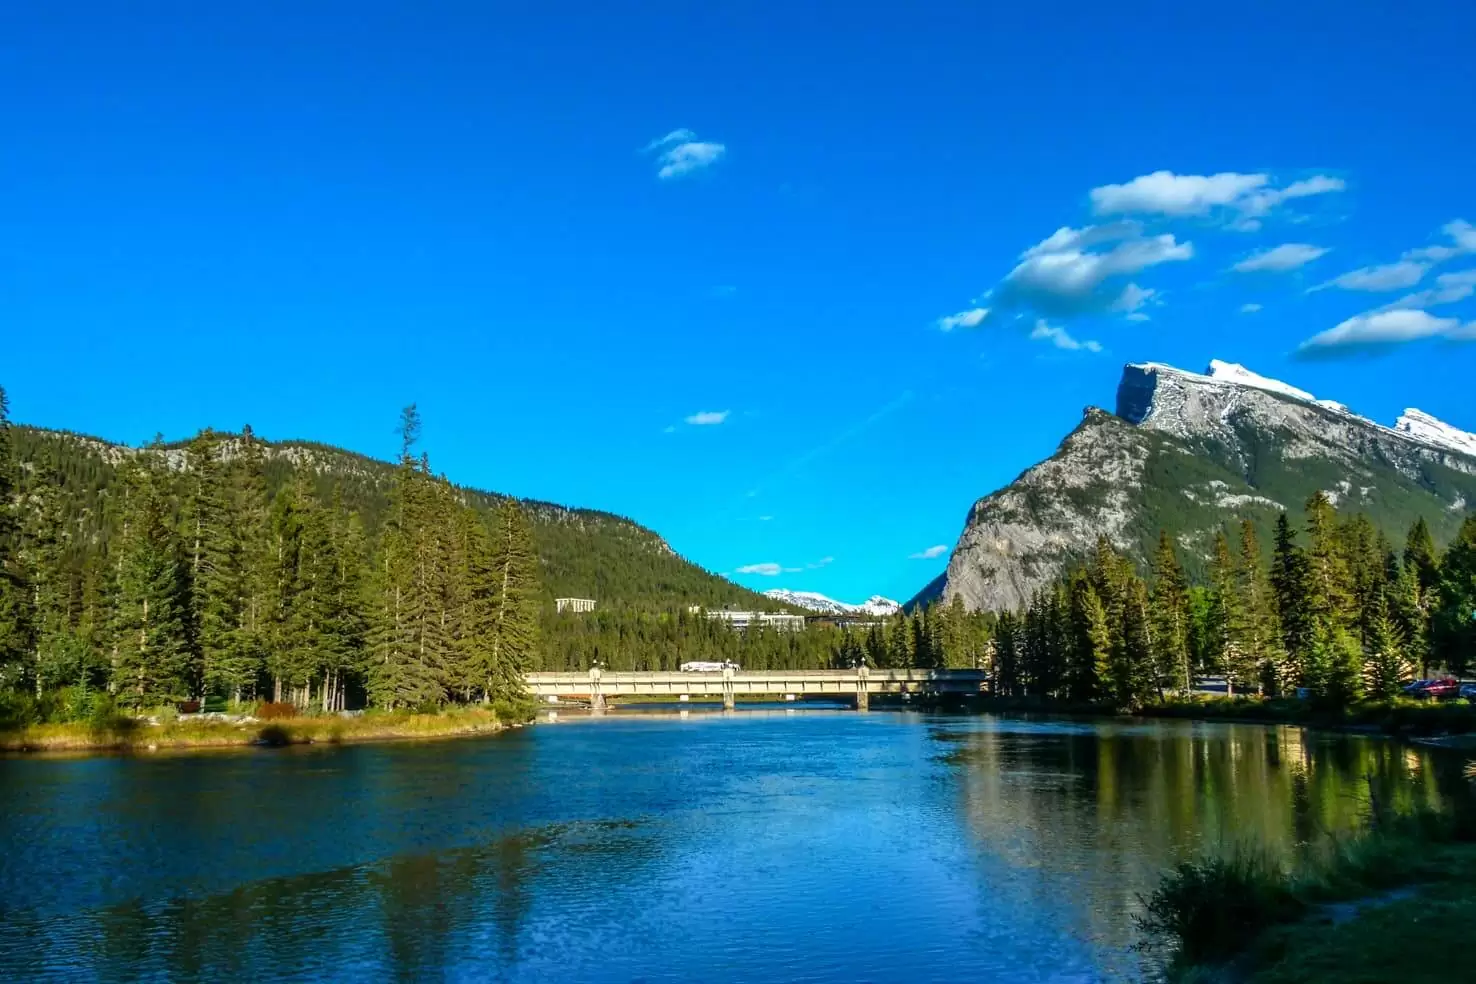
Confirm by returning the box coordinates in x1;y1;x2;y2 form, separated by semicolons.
855;663;870;712
588;664;605;714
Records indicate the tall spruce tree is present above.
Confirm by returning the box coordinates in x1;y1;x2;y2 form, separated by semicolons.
1234;520;1282;695
482;498;540;703
0;386;34;690
1149;531;1191;694
111;454;194;707
1270;511;1311;685
1431;517;1476;677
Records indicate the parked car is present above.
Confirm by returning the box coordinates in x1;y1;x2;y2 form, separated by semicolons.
1407;678;1461;700
1459;683;1476;704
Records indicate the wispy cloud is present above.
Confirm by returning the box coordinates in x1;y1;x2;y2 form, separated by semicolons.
1031;319;1102;353
1089;170;1343;227
910;544;949;560
1110;282;1158;320
684;410;730;426
1314;260;1428;292
644;128;726;180
1240;302;1264;314
806;556;834;570
1381;269;1476;311
937;307;989;331
1232;243;1330;273
1313;218;1475;293
735;562;794;576
1295;308;1475;359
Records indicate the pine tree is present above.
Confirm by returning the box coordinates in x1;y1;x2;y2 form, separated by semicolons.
1431;517;1476;678
1149;531;1191;694
1234;520;1282;695
221;426;271;703
1206;530;1250;692
1404;517;1440;599
1270;512;1310;677
0;385;35;690
111;454;194;707
1065;573;1111;704
182;429;238;704
483;498;541;703
1363;595;1408;700
992;610;1020;697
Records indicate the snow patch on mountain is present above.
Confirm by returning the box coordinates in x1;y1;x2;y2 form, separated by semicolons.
763;590;900;616
1396;409;1476;458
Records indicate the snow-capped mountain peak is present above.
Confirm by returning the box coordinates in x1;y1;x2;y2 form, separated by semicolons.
1395;409;1476;458
763;589;900;616
1206;360;1318;403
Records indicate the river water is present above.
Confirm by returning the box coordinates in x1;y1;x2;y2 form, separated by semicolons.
0;707;1464;982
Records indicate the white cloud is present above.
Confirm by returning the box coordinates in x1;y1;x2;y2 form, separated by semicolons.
757;515;773;522
1405;219;1476;263
1232;243;1330;273
937;307;989;331
1030;319;1102;353
643;129;696;152
1090;170;1344;227
1296;308;1473;358
1382;268;1476;311
736;562;795;576
644;129;726;180
1110;282;1157;320
806;556;834;569
1240;302;1263;314
1020;221;1140;258
1238;176;1346;221
910;544;949;559
1091;170;1269;217
1003;233;1192;314
1316;260;1428;292
685;410;730;426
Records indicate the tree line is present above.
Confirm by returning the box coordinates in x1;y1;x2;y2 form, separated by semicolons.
0;392;540;716
985;494;1475;707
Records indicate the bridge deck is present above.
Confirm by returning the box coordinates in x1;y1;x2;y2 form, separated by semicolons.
524;669;986;697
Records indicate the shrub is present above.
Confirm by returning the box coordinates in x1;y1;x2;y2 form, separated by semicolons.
176;700;201;715
0;692;42;731
86;696;137;741
256;702;299;720
1136;853;1303;965
256;724;293;746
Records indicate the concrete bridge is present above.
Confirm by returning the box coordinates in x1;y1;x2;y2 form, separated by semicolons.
523;666;988;711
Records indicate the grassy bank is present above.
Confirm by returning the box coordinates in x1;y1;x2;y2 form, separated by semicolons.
0;704;534;754
1142;805;1476;983
1142;694;1476;738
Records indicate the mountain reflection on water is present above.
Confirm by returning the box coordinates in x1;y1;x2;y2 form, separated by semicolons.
0;711;1463;983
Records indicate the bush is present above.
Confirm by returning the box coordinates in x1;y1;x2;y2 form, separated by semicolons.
87;695;137;741
255;724;293;746
1137;853;1303;965
0;692;42;731
256;701;299;720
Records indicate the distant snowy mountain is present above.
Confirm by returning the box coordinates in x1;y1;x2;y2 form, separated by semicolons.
915;359;1476;613
764;589;900;616
1396;409;1476;458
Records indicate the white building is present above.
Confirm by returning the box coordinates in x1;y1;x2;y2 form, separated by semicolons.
688;607;807;632
556;598;597;614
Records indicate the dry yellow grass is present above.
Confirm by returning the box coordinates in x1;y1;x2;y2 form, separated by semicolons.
0;706;512;754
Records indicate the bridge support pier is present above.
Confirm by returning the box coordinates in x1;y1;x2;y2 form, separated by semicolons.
855;664;870;711
589;666;605;715
722;665;736;711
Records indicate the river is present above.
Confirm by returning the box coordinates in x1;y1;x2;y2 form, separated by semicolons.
0;707;1463;982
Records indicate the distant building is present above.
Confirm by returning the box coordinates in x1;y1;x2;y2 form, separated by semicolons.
687;606;807;632
804;615;885;630
556;598;597;614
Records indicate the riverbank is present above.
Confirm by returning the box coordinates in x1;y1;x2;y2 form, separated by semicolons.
952;692;1476;740
1144;806;1476;983
0;705;530;754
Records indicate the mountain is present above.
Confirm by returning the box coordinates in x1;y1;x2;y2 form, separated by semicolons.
914;360;1476;613
763;589;901;616
11;425;774;612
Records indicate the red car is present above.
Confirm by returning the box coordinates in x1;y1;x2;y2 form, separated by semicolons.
1406;678;1461;700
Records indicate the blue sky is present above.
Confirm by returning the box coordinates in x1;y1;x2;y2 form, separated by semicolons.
4;2;1474;604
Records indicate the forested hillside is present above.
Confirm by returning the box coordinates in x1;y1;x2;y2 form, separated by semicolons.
10;423;772;612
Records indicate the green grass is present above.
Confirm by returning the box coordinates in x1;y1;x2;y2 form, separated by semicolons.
0;702;534;753
1143;694;1476;737
1146;806;1476;982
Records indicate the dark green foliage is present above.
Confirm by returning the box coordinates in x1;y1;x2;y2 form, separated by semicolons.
1136;853;1303;965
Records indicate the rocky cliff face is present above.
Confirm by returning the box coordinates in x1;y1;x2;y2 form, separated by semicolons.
915;361;1476;613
